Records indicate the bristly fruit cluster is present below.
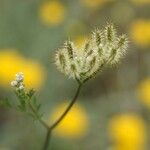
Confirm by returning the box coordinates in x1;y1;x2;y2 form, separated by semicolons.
55;23;128;84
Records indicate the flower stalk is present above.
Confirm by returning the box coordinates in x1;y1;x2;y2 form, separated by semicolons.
42;83;82;150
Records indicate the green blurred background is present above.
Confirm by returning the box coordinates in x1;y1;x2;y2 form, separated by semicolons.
0;0;150;149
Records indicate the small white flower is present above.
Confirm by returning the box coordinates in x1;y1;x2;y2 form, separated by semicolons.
18;85;24;90
11;72;26;91
15;72;24;82
11;80;18;87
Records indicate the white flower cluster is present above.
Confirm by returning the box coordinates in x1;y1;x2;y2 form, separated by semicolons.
55;24;128;83
11;72;25;90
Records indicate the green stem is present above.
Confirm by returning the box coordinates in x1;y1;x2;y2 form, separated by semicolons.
28;83;82;150
42;83;82;150
28;102;49;129
50;83;82;130
42;129;52;150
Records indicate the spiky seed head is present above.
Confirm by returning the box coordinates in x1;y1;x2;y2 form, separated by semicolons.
55;23;128;83
104;23;117;43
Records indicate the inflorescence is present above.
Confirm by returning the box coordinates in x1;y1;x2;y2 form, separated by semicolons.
11;72;25;90
55;24;128;83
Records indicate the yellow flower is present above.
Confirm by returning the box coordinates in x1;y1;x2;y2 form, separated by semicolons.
130;0;150;5
137;78;150;108
130;20;150;46
39;1;66;26
49;102;89;138
74;36;87;49
108;114;147;150
80;0;115;9
0;49;45;89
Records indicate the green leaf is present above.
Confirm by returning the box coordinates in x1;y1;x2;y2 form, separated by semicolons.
27;89;35;99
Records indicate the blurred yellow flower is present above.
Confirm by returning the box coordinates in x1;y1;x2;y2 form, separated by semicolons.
74;36;87;49
137;78;150;108
130;0;150;5
0;50;45;89
49;102;89;138
81;0;115;9
130;20;150;46
108;114;147;150
39;1;66;26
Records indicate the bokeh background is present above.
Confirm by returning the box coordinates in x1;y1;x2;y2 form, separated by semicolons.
0;0;150;150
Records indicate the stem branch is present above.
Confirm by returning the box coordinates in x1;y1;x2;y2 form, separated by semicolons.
42;83;82;150
28;83;82;150
28;102;49;129
49;83;82;130
42;129;52;150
